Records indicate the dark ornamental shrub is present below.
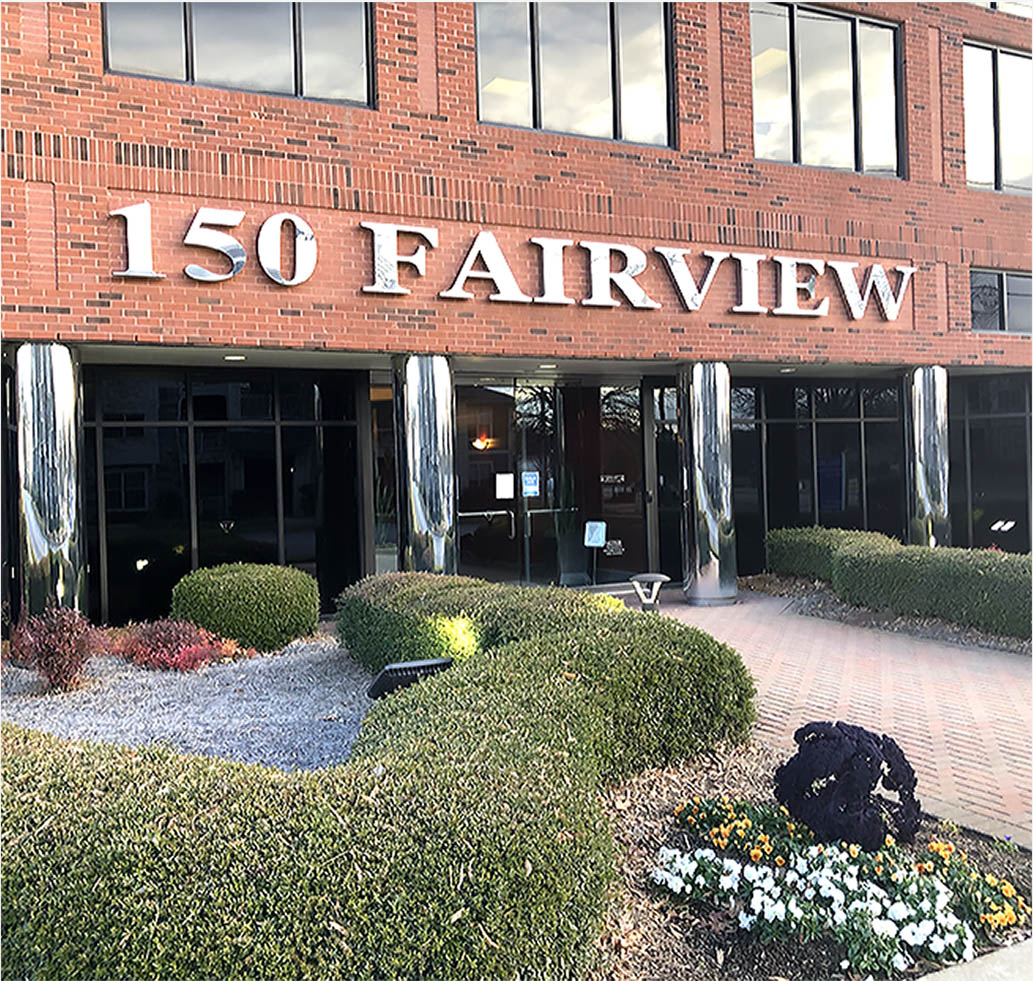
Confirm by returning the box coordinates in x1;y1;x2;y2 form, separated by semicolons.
114;619;254;671
774;720;921;853
10;606;101;690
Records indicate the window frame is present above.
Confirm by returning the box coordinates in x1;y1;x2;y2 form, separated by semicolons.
101;2;377;108
474;2;676;149
969;268;1033;333
751;3;906;178
963;40;1032;194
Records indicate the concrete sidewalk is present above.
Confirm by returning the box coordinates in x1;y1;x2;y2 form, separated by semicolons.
659;588;1032;849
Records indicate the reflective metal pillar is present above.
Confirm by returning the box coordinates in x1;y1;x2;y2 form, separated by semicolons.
679;362;737;604
392;354;457;573
905;365;950;547
15;343;86;615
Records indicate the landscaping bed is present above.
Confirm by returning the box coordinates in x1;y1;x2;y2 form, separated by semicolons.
592;741;1032;981
741;573;1032;656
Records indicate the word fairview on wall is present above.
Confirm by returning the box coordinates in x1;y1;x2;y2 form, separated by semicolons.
110;203;916;321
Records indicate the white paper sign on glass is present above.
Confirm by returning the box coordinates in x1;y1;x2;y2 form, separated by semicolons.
584;521;607;548
495;472;515;500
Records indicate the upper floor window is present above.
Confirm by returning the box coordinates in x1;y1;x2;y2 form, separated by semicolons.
967;2;1033;17
963;44;1032;193
971;269;1032;333
475;2;670;146
750;4;900;175
103;3;371;103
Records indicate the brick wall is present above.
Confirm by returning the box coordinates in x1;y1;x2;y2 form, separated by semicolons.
1;1;1030;369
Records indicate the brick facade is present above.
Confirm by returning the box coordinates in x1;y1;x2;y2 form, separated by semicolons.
1;1;1030;370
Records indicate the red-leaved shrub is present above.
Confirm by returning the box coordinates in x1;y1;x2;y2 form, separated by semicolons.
10;606;101;690
113;619;255;671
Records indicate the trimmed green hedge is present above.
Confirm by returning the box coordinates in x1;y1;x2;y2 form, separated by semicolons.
172;563;318;651
3;575;756;979
766;527;1031;639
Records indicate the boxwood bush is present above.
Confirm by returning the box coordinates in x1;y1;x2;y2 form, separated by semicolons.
766;527;1031;639
3;575;756;980
172;563;318;651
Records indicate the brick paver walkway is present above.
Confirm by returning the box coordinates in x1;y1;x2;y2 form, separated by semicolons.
660;590;1032;847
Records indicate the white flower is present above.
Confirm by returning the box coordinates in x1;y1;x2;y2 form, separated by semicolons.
872;918;898;939
785;870;799;887
788;899;803;919
738;911;756;930
833;909;847;926
804;887;816;900
751;890;764;913
908;883;918;896
928;935;947;955
887;901;911;922
892;951;909;972
840;960;850;970
919;899;932;913
658;847;678;863
900;923;922;946
719;873;738;891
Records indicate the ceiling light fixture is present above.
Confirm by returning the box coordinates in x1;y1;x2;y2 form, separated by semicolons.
223;355;246;361
779;367;797;374
538;363;557;369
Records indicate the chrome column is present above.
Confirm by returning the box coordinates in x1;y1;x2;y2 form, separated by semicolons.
15;343;86;615
679;362;737;604
905;365;950;547
392;354;457;574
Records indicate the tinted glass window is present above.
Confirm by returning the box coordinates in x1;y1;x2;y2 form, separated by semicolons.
476;2;533;127
864;421;904;539
797;10;854;169
969;417;1031;551
1006;273;1032;333
750;3;792;161
816;423;863;528
964;45;996;189
539;3;612;138
766;423;813;526
862;383;900;418
858;24;897;173
192;374;274;421
617;2;667;145
814;384;859;419
100;369;186;422
967;375;1030;415
105;2;186;80
731;386;758;420
999;52;1033;192
192;3;293;94
970;270;1003;331
300;2;367;102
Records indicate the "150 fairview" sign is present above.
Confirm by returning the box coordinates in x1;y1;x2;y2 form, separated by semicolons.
110;202;916;321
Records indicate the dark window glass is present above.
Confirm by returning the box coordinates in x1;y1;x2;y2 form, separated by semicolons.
370;384;398;574
318;427;362;607
1005;273;1032;333
798;10;854;170
316;373;357;421
279;377;318;421
539;3;612;138
999;52;1033;193
617;2;668;145
858;24;898;173
814;384;859;418
733;423;765;573
969;417;1031;552
964;45;996;190
764;382;810;419
862;383;899;418
816;423;863;528
476;2;668;145
948;417;970;547
476;2;533;127
766;422;813;527
83;429;100;621
192;3;293;94
105;2;186;80
196;428;278;566
967;375;1029;415
102;427;192;624
864;421;905;538
750;3;792;162
100;369;186;422
970;270;1003;331
283;427;318;583
595;386;645;582
731;386;758;420
192;374;274;421
300;2;367;102
516;384;561;585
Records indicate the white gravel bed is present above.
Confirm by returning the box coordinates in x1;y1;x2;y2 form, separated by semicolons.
0;636;374;771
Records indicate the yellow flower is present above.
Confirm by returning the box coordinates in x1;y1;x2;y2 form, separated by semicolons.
750;847;763;862
674;804;685;817
986;874;998;887
885;834;895;847
1001;882;1016;899
763;843;773;855
875;865;883;875
786;823;794;832
848;844;860;858
775;856;785;867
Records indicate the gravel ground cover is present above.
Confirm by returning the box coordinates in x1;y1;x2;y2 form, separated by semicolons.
741;573;1031;656
0;636;373;770
591;741;1032;981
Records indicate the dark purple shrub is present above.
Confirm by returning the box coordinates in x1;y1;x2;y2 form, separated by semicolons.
774;720;921;852
10;606;99;690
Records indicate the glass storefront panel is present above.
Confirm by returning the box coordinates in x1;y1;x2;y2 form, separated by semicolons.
864;421;905;539
370;384;398;574
102;426;192;623
732;423;764;574
318;427;362;608
816;423;863;529
969;417;1031;552
192;372;274;421
516;384;560;585
99;368;186;423
766;422;813;529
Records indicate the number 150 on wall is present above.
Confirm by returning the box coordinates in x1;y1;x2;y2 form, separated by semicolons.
109;201;317;287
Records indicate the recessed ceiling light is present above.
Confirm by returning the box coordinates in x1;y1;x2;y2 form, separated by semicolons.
223;355;246;361
538;363;557;369
779;367;796;374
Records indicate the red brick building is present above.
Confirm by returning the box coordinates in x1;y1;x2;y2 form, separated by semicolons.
2;2;1030;624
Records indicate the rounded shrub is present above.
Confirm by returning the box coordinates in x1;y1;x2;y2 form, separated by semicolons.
172;563;318;651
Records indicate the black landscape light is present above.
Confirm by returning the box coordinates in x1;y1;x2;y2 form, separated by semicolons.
366;658;454;699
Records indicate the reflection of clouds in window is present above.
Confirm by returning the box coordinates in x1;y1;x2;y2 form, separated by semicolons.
750;4;791;161
301;2;366;101
859;25;897;173
797;10;853;169
999;53;1032;192
618;3;667;145
106;3;186;79
539;3;612;138
970;271;1002;331
192;3;293;94
476;2;532;127
1005;274;1032;333
964;46;996;188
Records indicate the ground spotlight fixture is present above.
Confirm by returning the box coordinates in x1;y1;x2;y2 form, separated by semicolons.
367;658;453;700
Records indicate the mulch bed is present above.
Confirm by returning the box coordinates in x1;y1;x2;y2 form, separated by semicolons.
740;573;1031;657
590;740;1032;981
